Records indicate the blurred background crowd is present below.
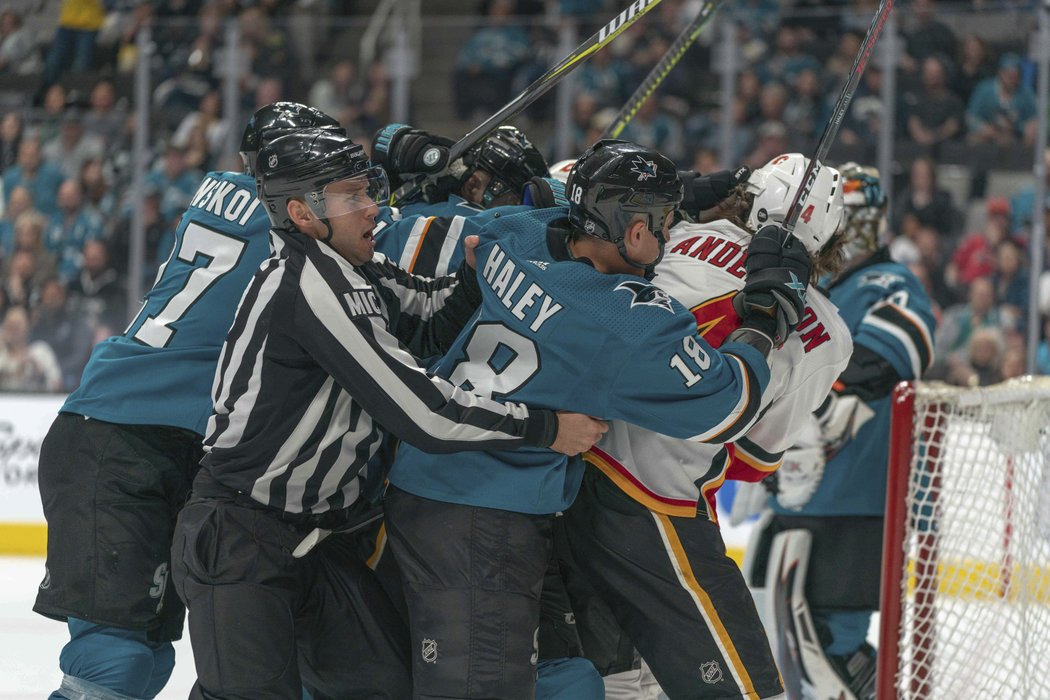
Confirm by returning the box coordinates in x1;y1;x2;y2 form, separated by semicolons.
0;0;1046;394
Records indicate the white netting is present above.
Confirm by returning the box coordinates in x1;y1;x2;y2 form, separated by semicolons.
890;378;1050;699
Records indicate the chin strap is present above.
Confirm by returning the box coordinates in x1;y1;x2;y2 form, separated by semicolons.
319;218;335;244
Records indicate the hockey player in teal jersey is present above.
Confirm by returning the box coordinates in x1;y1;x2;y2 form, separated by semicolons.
746;164;937;700
385;140;816;699
32;102;342;700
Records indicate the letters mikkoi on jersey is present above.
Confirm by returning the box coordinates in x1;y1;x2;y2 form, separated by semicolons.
63;172;271;436
388;207;770;516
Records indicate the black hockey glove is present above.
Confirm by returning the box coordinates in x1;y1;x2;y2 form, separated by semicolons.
730;224;812;353
679;166;751;217
371;123;453;184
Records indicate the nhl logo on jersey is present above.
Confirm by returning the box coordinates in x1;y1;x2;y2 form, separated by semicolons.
615;280;674;313
584;219;596;234
268;153;278;169
421;638;438;664
700;660;724;684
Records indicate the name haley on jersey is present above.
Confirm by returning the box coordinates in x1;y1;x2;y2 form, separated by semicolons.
481;242;563;333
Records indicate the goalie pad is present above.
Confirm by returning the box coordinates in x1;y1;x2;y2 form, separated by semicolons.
763;529;861;700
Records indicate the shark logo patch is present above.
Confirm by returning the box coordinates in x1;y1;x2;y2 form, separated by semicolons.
615;280;674;312
630;156;658;181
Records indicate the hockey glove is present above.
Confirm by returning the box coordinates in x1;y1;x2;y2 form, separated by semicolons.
814;390;875;460
679;166;751;217
731;224;812;350
371;123;453;182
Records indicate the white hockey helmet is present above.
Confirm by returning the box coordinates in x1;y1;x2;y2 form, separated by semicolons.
548;159;577;184
745;153;844;255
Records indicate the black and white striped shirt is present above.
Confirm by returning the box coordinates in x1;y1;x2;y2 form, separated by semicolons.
201;228;556;514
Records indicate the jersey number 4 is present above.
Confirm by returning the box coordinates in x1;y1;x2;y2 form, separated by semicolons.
127;222;248;348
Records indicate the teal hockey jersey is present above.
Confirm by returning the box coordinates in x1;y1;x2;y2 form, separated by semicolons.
63;171;270;435
388;207;772;514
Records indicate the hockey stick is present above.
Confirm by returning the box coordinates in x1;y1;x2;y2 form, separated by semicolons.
391;0;668;205
602;0;722;140
781;0;894;238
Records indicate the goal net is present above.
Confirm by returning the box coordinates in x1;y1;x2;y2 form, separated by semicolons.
878;379;1050;700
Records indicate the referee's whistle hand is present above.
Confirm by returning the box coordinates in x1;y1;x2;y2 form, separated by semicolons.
550;411;609;456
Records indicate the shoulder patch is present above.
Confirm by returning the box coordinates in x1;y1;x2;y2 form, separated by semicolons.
615;280;674;313
858;270;904;289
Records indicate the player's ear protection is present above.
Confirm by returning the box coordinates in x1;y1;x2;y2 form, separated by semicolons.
522;176;557;208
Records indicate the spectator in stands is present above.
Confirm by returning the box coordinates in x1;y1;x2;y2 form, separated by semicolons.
353;60;391;138
82;78;126;152
108;185;169;283
905;55;965;156
824;31;863;86
0;185;34;256
308;58;364;128
893;156;962;239
966;52;1037;147
948;196;1011;295
30;276;94;392
78;158;114;222
43;112;106;181
935;276;1010;370
576;47;631;108
172;89;229;170
452;0;532;120
41;0;106;89
10;210;57;286
45;178;103;282
952;34;994;107
69;238;126;333
2;248;43;311
744;119;790;169
993;237;1029;320
836;63;884;158
0;306;61;392
1036;316;1050;375
618;97;686;163
783;68;829;143
239;5;293;94
0;10;41;75
962;326;1006;386
145;142;201;224
1009;147;1050;236
901;0;957;73
756;25;821;87
913;224;959;310
1000;344;1026;380
37;84;69;145
752;81;789;130
3;137;64;216
0;111;23;172
724;0;781;40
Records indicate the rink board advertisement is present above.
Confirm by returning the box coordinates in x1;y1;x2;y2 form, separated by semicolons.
0;394;62;555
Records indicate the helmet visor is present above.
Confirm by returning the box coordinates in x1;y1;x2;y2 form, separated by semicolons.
306;166;389;220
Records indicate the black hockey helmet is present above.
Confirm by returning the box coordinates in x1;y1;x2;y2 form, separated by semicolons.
240;102;344;176
462;125;549;207
256;129;389;230
566;139;682;252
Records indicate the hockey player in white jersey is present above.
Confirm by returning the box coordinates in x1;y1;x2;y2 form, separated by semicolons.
557;153;855;699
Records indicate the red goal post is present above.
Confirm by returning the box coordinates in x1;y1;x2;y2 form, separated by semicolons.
878;379;1050;699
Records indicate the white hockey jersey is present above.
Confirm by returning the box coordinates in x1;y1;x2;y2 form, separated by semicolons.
583;219;853;522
